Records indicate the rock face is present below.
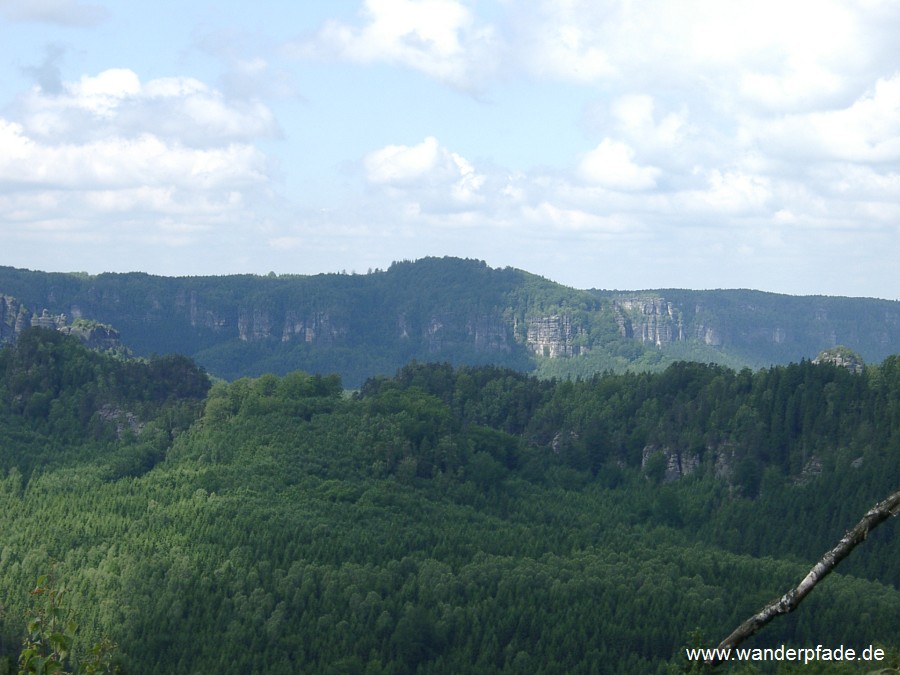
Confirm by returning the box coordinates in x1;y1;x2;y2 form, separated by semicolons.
0;295;122;351
696;325;723;346
175;290;227;332
98;405;144;439
0;295;31;343
466;315;511;352
238;307;274;342
227;302;514;356
60;322;122;351
525;315;587;357
614;299;683;346
30;308;67;331
813;346;865;374
641;445;700;483
418;313;513;354
638;442;750;487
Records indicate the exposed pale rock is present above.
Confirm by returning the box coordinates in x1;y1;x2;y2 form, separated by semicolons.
641;445;700;483
525;315;586;357
613;298;684;346
813;346;865;374
0;294;122;351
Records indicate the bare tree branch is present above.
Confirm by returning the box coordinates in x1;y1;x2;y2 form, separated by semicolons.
706;487;900;667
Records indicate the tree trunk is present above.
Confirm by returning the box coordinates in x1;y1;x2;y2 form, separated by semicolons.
706;488;900;667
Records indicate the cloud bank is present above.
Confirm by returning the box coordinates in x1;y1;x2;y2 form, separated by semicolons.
0;68;276;255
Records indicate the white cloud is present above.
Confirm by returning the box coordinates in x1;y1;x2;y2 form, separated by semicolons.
509;0;620;82
0;129;266;204
301;0;891;117
579;139;660;190
518;0;868;112
448;152;485;203
751;76;900;163
0;68;277;255
295;0;499;90
0;0;108;26
520;201;634;234
611;95;687;150
73;68;141;100
826;164;900;203
525;21;614;82
681;169;772;215
364;136;486;208
365;136;442;184
16;68;279;146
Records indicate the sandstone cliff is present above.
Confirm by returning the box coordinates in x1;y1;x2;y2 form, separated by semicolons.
0;294;122;351
813;346;865;374
614;298;684;346
0;295;31;343
524;315;588;357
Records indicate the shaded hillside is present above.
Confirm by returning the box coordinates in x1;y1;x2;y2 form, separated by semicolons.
2;258;900;385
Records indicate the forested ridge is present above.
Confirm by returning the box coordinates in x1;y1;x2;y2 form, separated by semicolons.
0;329;898;673
3;257;900;387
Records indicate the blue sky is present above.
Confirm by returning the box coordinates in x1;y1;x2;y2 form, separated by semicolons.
1;0;899;298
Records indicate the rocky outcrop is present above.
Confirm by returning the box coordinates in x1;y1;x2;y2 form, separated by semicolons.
0;295;122;351
696;325;723;346
525;315;587;357
1;295;31;343
417;313;512;354
59;322;122;351
712;445;737;481
31;308;67;330
641;445;700;482
813;346;865;374
794;454;824;485
614;298;683;346
177;290;227;332
425;317;444;353
238;307;274;342
98;405;144;439
237;308;347;346
466;315;511;352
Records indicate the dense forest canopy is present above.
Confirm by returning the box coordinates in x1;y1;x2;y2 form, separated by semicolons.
0;329;897;673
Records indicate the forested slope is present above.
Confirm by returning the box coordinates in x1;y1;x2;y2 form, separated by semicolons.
0;330;897;673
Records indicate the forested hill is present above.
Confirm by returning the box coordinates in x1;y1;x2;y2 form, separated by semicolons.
2;257;900;385
0;329;898;673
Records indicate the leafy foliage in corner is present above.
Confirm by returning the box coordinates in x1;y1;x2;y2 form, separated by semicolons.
18;573;119;675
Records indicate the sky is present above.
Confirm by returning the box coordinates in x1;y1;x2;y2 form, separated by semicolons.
1;0;899;298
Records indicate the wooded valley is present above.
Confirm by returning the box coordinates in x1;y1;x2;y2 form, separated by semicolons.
0;328;897;673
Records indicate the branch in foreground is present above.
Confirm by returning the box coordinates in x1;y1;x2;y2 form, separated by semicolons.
706;488;900;667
